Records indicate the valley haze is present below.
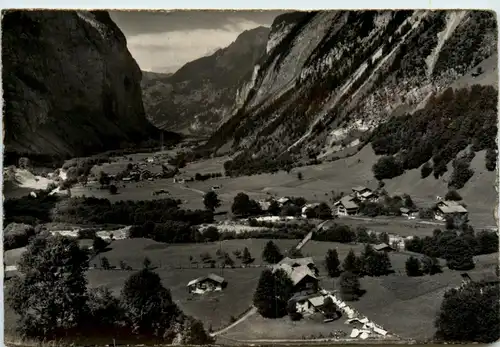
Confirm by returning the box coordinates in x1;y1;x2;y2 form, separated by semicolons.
2;9;499;347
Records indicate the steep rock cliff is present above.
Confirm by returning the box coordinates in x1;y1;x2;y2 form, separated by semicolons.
2;10;167;163
207;10;497;162
141;26;270;135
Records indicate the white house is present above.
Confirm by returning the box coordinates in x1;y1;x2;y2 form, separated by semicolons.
334;195;359;216
301;203;320;218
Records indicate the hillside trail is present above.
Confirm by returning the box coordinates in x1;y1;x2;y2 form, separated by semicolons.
210;306;258;337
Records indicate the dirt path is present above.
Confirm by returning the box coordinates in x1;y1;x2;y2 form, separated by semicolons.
178;184;205;195
210;306;258;337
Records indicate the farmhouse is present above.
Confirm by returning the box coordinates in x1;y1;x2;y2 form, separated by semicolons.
187;273;227;294
352;186;372;199
358;190;378;202
301;203;320;218
434;200;469;224
273;258;319;294
400;207;418;219
334;195;359;216
277;197;292;207
461;271;499;287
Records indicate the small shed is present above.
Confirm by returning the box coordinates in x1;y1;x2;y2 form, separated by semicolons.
187;273;227;294
461;271;499;286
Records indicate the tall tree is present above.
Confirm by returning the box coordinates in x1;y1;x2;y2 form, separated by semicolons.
7;234;89;339
435;283;500;343
121;268;179;336
241;247;253;264
316;202;333;220
343;249;360;274
325;249;341;277
339;271;361;301
405;256;422;276
268;200;281;215
253;268;293;318
232;192;259;217
445;236;475;270
203;191;221;212
262;240;283;264
421;256;442;275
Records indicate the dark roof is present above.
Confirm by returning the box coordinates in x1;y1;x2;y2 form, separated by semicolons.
187;273;225;286
374;243;392;251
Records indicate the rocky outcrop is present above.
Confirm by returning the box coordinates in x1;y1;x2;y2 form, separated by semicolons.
141;26;270;135
2;10;167;163
206;10;497;160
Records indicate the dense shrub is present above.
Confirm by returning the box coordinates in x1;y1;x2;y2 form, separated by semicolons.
485;147;497;171
421;162;433;178
372;155;404;180
448;159;474;189
370;85;497;182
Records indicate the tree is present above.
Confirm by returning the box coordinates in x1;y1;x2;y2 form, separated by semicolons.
231;193;253;217
253;268;294;318
297;172;303;180
101;256;111;270
322;296;340;320
372;155;404;180
435;283;499;343
203;191;221;212
121;268;180;336
445;190;462;201
86;286;124;328
262;240;283;264
268;200;281;215
361;244;392;276
93;236;108;253
223;253;234;267
343;249;360;274
421;256;442;275
203;226;220;242
379;232;390;244
421;162;433;178
143;256;152;269
325;249;341;277
405;256;422;276
485;147;497;171
316;202;333;220
445;237;475;270
109;184;118;195
99;171;110;187
181;316;214;345
339;271;361;301
6;234;89;339
241;247;254;264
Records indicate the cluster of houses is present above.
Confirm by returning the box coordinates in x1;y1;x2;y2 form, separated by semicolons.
333;186;380;216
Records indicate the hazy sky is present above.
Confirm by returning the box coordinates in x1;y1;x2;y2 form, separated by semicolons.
110;11;284;73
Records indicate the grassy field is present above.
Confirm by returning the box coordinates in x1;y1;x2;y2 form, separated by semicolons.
69;144;496;228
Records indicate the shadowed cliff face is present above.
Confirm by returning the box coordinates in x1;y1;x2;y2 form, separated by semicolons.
141;26;270;135
2;10;165;162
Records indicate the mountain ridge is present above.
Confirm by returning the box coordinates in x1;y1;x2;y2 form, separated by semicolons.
141;26;270;135
2;10;177;164
202;10;497;178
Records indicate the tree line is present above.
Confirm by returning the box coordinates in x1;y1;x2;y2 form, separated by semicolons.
6;234;212;345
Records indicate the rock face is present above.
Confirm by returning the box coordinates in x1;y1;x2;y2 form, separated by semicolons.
2;10;166;163
141;26;270;135
206;10;497;159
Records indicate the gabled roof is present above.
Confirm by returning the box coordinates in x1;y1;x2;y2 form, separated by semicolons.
187;273;225;286
461;271;499;284
308;295;326;307
278;197;290;204
273;263;317;286
436;200;468;213
335;195;359;209
360;191;375;198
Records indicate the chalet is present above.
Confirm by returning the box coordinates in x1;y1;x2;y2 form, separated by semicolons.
352;186;372;199
334;196;359;216
278;256;319;275
461;271;499;287
187;273;227;294
277;197;292;207
434;200;468;225
373;243;393;252
358;190;378;202
273;260;319;295
301;203;320;218
400;207;418;219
